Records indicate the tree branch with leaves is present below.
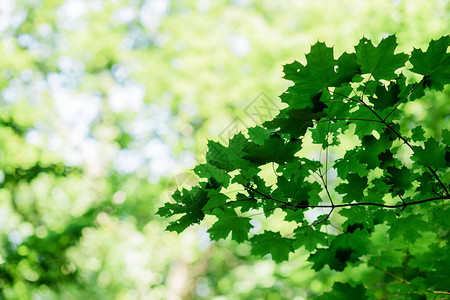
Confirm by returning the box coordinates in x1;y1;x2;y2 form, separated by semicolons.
159;35;450;298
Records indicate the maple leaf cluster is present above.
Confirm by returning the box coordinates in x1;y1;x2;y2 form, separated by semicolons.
159;35;450;297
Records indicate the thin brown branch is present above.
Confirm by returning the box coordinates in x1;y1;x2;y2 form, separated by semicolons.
318;173;334;206
360;74;373;100
296;196;450;209
242;205;281;218
329;81;449;196
427;291;450;295
367;281;404;290
344;88;450;197
428;168;449;196
383;101;402;122
232;174;449;210
202;198;255;211
329;90;360;103
367;261;409;284
368;261;450;296
377;292;411;299
242;181;296;207
313;118;383;123
292;208;334;234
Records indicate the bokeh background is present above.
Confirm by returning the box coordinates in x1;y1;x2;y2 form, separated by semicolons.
0;0;448;299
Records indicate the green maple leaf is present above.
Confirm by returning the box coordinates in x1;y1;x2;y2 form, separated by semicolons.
378;150;396;169
333;228;370;254
334;149;369;178
280;85;328;113
278;91;311;109
340;206;375;233
205;133;253;172
277;158;322;180
157;186;208;233
310;229;370;271
263;108;324;138
426;248;450;290
208;208;253;243
273;172;315;209
415;172;437;199
308;86;355;145
311;247;357;272
293;227;327;251
369;249;404;269
282;42;360;114
442;129;450;144
284;42;360;97
356;134;392;169
316;282;367;300
203;189;229;210
411;126;426;142
365;178;391;205
384;166;416;195
246;126;270;145
348;107;385;139
335;173;368;203
194;163;231;188
232;171;280;217
324;84;355;115
310;121;342;148
308;249;332;271
244;134;302;164
332;52;360;86
371;82;401;110
410;35;450;90
431;206;450;228
158;36;450;291
305;181;323;206
412;138;447;170
283;207;305;223
387;215;428;243
226;192;258;213
283;42;336;98
250;231;294;262
355;35;408;80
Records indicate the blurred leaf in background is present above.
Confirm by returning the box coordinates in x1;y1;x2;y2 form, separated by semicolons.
0;0;448;299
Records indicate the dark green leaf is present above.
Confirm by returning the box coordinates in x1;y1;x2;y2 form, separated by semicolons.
194;163;231;188
372;82;401;110
410;35;450;90
250;231;294;262
263;108;324;138
247;126;270;146
387;215;428;243
355;35;408;80
411;126;426;142
206;133;253;172
244;134;302;164
208;208;253;243
335;173;368;203
316;282;367;300
412;138;447;170
293;227;327;251
158;187;208;233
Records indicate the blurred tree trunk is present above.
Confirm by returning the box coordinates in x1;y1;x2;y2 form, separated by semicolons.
167;236;214;299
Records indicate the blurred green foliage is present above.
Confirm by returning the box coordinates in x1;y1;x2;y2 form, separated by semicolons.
0;0;448;299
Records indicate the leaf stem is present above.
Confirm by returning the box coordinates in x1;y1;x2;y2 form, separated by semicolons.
367;261;450;296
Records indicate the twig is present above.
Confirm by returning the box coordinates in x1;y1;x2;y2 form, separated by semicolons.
348;89;449;197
